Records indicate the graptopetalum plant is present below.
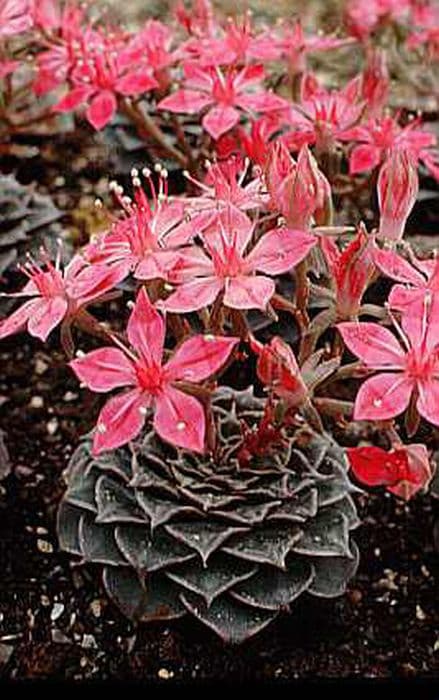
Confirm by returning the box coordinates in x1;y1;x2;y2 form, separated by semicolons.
0;0;438;642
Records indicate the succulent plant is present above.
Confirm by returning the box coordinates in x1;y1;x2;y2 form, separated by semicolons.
58;387;360;643
0;174;63;276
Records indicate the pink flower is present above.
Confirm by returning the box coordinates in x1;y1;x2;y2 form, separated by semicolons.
161;214;316;313
70;288;238;454
344;0;410;40
0;0;32;38
0;253;121;342
320;224;375;319
337;307;439;425
282;74;364;153
178;13;281;66
266;143;331;229
53;35;158;130
347;443;434;500
342;114;439;181
372;244;439;342
183;157;267;221
119;20;179;91
33;4;90;96
377;148;419;241
83;169;193;283
250;334;307;407
158;63;288;141
270;19;355;75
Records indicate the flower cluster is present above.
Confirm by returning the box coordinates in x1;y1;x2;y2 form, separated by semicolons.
1;0;438;504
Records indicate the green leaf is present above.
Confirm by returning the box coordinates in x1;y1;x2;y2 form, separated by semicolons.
232;560;314;610
223;524;302;569
115;524;195;572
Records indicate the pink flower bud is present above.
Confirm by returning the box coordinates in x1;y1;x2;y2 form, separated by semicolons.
377;148;418;241
266;144;331;229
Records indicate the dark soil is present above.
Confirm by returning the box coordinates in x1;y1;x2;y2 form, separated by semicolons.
0;335;438;682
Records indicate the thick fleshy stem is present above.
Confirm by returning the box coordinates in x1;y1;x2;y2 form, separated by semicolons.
121;98;189;169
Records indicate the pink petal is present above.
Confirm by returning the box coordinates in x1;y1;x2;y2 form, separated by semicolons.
127;288;165;365
27;297;68;341
417;377;439;426
354;373;413;421
237;92;288;113
161;246;215;284
53;86;94;112
162;278;223;313
202;105;240;140
134;250;183;282
165;335;238;382
115;72;157;96
154;386;205;453
223;275;275;310
158;89;212;114
349;144;382;174
92;389;149;455
201;206;254;256
337;322;406;368
68;262;127;305
372;246;425;285
86;90;117;130
0;299;39;340
70;348;136;392
247;227;316;275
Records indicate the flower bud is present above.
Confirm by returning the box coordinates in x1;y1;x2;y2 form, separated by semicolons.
377;148;418;241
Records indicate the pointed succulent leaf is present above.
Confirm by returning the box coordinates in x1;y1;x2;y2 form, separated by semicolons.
165;521;248;564
104;568;186;621
95;476;147;524
292;510;351;558
136;491;200;529
231;559;314;610
222;524;303;569
57;502;83;556
166;553;257;607
78;514;126;565
268;488;318;523
180;591;278;644
115;524;195;572
307;542;360;598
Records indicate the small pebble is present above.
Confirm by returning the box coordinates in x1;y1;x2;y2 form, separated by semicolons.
35;358;49;375
90;599;102;618
158;668;174;680
29;396;44;409
50;603;65;621
63;391;78;402
46;418;59;436
37;539;53;554
416;604;427;621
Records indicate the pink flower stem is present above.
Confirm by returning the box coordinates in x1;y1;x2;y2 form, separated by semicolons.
121;98;189;169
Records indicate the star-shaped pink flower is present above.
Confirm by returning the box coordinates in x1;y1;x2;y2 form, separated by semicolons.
71;288;238;454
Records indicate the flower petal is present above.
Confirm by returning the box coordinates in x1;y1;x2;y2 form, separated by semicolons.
202;105;240;140
53;86;94;112
127;288;165;365
70;348;136;392
158;89;212;114
154;386;205;453
223;275;275;310
354;372;413;421
337;322;406;368
86;90;117;130
247;227;316;275
162;278;223;313
349;144;382;174
115;72;157;96
165;335;238;382
92;389;149;455
0;299;39;340
27;297;68;341
372;246;425;285
417;378;439;427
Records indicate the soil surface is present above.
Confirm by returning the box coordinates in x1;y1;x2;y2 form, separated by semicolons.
0;335;438;682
